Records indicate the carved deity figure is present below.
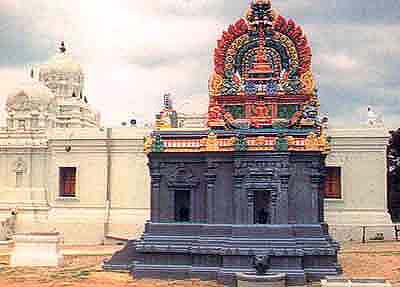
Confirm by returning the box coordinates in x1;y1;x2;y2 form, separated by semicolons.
305;132;318;150
253;255;270;275
281;65;304;94
287;136;295;148
200;132;219;152
305;132;329;152
250;102;272;128
209;101;224;119
275;132;289;151
144;136;154;153
207;101;225;128
223;112;236;129
288;110;303;128
302;96;320;123
151;135;165;153
156;109;172;129
255;136;266;146
234;134;248;151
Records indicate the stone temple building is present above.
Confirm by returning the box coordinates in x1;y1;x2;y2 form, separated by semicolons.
0;11;394;246
106;0;345;284
0;43;150;244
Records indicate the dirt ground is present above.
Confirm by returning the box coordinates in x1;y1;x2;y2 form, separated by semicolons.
0;242;400;287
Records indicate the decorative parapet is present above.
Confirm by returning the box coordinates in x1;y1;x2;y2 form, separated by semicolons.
234;134;249;152
305;132;330;154
145;130;330;154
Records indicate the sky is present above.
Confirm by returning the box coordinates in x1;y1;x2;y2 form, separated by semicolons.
0;0;399;127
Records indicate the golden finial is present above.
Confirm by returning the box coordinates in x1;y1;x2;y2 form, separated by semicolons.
59;41;66;53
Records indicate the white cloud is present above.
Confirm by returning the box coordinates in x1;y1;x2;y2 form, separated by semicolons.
320;53;358;71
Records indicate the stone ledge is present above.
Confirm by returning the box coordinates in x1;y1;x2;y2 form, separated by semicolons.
236;272;286;282
13;232;62;243
56;197;80;202
321;277;392;287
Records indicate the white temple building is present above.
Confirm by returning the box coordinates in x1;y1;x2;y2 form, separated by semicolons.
0;43;394;244
0;44;150;244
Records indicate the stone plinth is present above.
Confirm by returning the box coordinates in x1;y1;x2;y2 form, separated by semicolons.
236;272;286;287
10;232;63;267
321;277;392;287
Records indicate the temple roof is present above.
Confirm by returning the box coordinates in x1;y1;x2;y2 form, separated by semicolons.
39;42;83;76
7;78;54;111
149;0;329;154
206;0;318;131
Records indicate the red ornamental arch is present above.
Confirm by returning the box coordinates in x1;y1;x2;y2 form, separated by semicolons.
213;15;312;77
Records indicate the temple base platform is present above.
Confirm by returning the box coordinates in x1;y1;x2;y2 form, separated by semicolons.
104;222;342;286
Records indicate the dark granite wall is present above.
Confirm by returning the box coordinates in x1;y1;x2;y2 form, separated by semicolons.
105;151;341;286
149;152;325;226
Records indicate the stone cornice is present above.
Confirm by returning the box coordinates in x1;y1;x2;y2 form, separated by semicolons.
326;127;390;139
327;127;389;152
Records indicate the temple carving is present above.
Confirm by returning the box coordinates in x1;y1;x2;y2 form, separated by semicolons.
152;0;328;154
106;1;341;285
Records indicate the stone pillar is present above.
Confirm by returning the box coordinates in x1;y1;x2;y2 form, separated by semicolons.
247;189;255;224
278;155;291;225
278;174;290;224
149;162;161;223
310;159;324;224
233;159;246;224
205;161;218;224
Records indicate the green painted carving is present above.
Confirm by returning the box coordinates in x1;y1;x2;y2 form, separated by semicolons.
234;134;248;152
221;79;240;95
272;120;289;130
278;105;300;119
225;105;245;119
275;132;288;151
151;135;165;153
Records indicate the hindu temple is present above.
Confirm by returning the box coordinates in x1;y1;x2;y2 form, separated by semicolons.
105;0;342;285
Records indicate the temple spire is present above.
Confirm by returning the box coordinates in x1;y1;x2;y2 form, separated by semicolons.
248;23;274;76
256;23;267;64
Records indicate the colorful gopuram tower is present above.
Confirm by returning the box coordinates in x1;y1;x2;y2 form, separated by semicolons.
105;0;341;285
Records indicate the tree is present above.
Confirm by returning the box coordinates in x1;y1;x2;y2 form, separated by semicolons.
388;129;400;221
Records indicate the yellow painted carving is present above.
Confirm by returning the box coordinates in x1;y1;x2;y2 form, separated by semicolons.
209;73;224;97
200;132;219;152
143;136;154;153
301;70;316;94
305;132;330;152
287;136;295;148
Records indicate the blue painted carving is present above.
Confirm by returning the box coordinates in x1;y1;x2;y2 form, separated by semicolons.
282;65;304;94
265;80;278;96
245;80;257;95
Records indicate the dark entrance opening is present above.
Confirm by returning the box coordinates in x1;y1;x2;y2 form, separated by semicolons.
175;190;190;222
254;191;270;224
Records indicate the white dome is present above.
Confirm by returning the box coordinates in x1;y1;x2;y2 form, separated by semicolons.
7;78;55;110
39;52;83;76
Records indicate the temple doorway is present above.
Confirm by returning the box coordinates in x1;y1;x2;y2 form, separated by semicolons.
254;191;270;224
175;190;190;222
